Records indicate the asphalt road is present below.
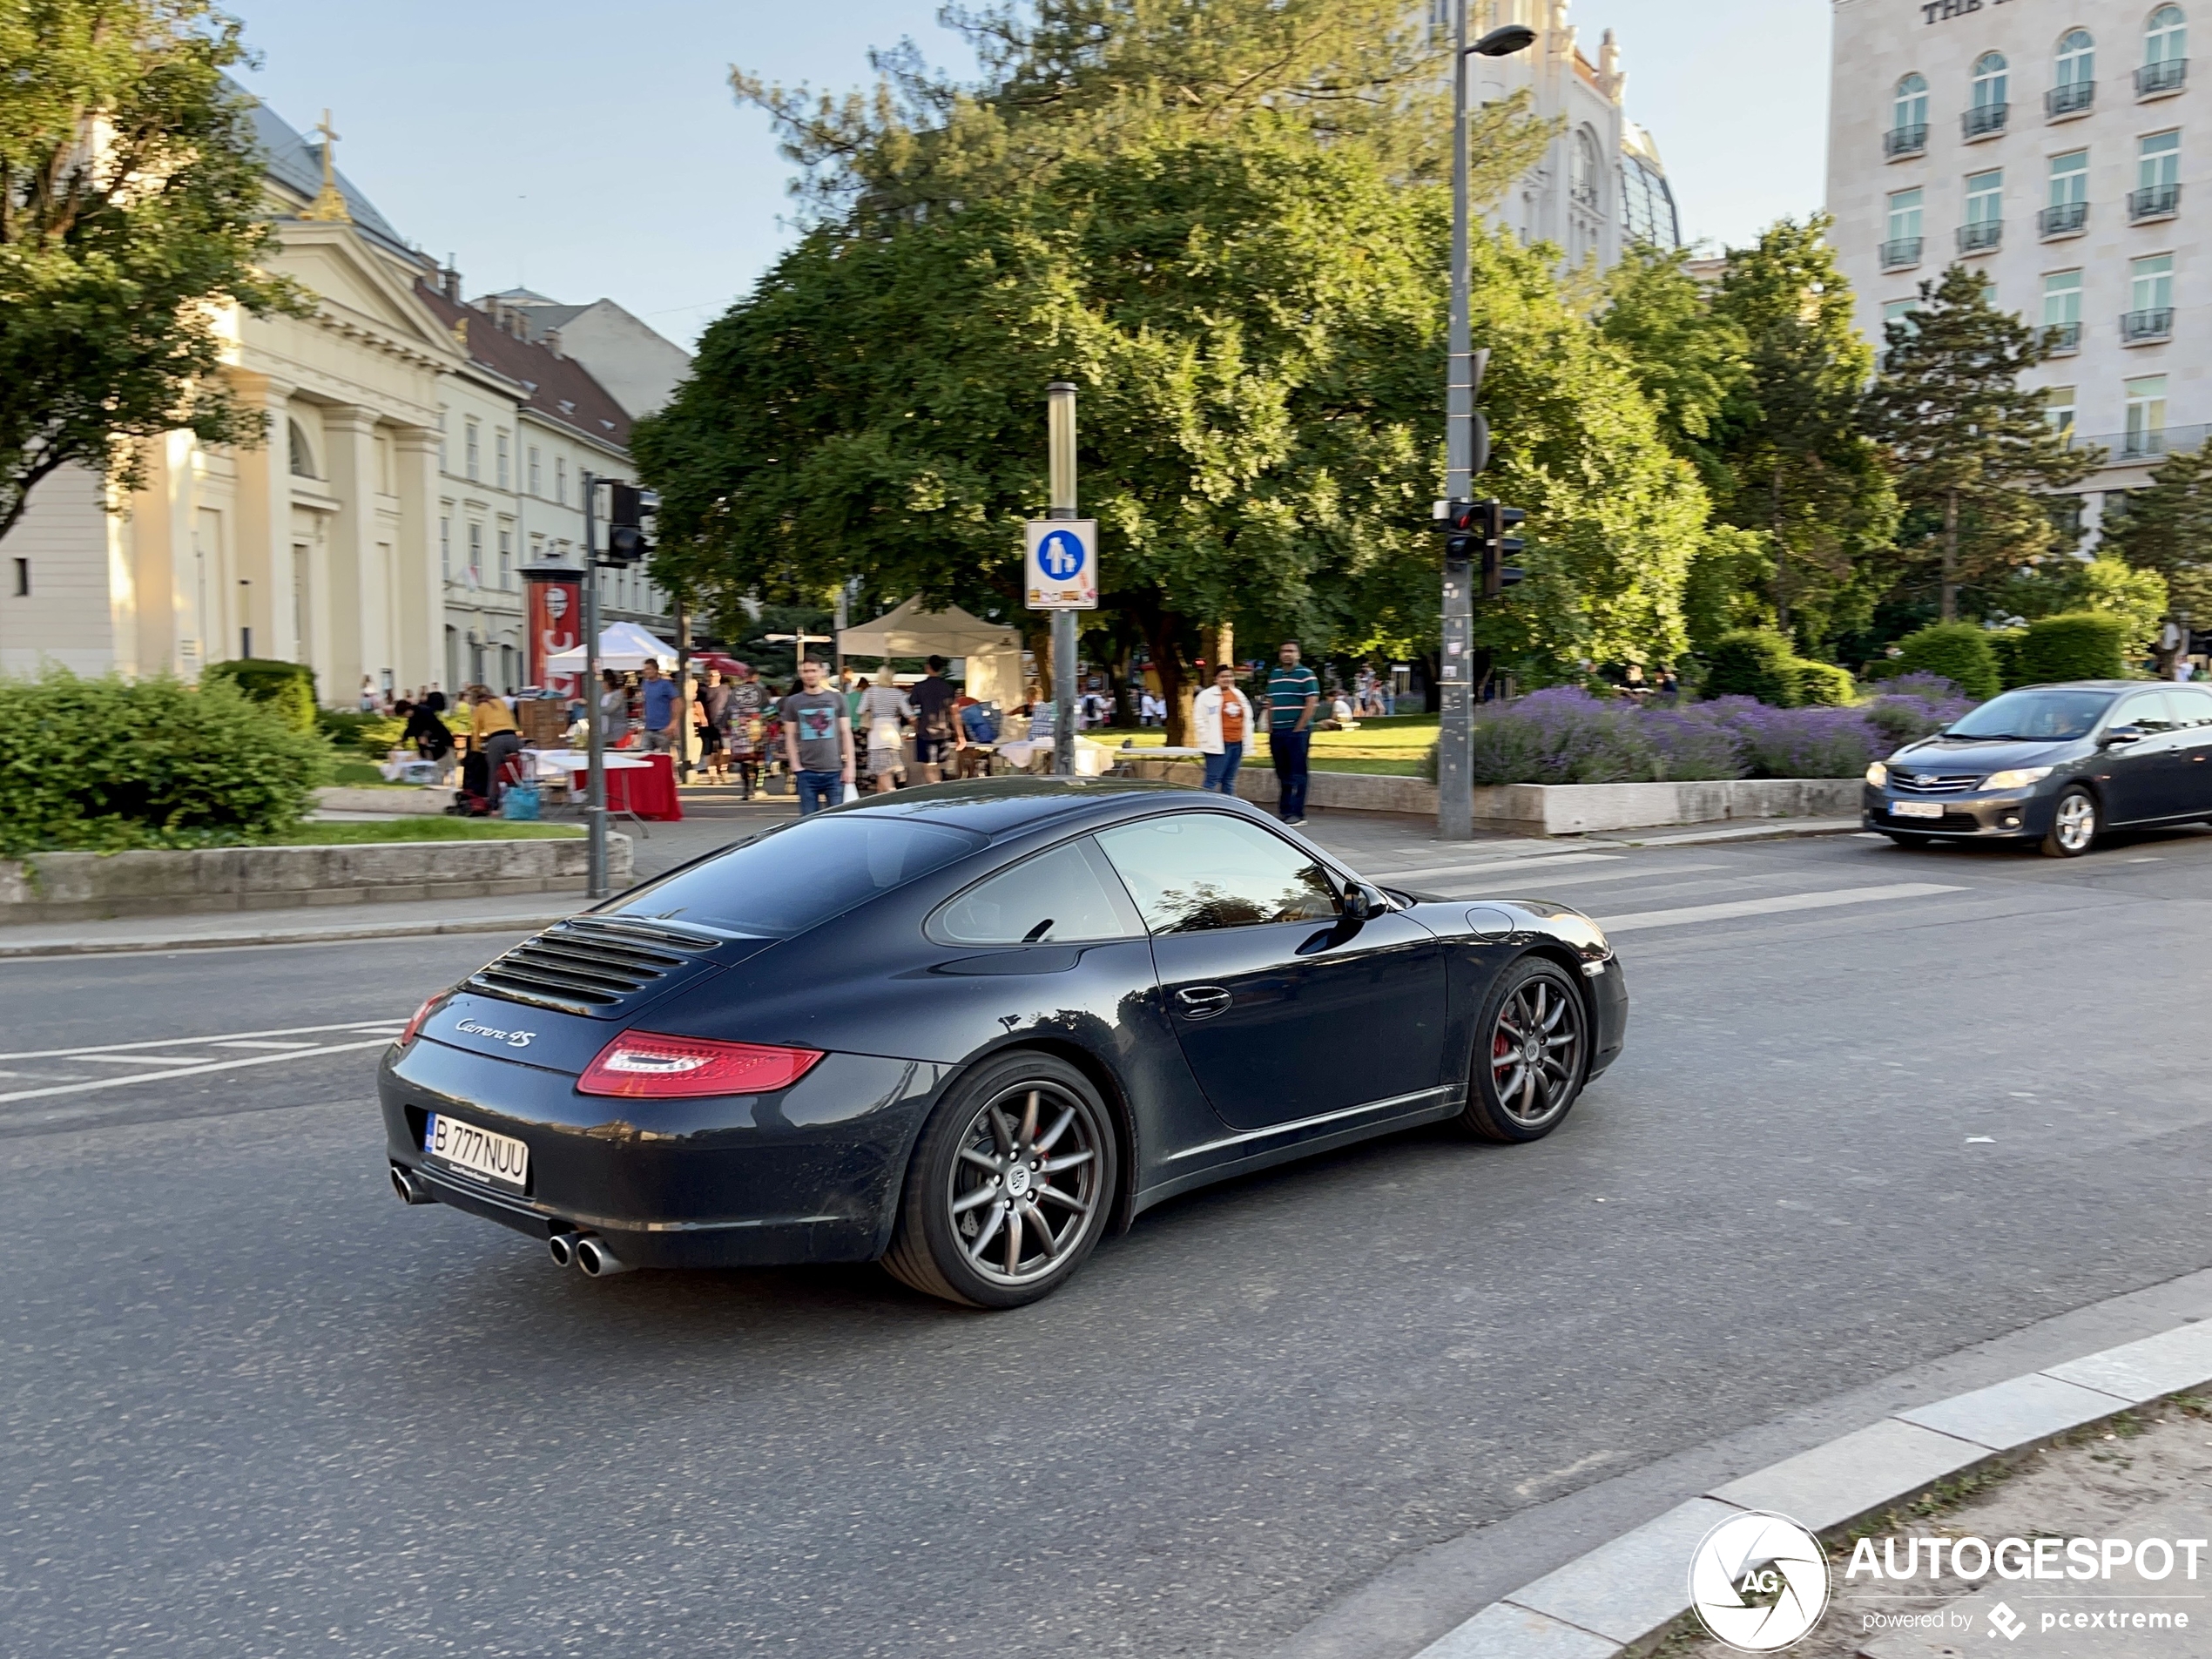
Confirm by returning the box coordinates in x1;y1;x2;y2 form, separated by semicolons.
4;823;2211;1658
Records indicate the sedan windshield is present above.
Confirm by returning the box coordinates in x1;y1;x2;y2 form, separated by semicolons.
607;816;986;937
1942;689;2114;742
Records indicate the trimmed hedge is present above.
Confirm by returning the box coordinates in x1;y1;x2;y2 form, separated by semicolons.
1892;624;2001;701
0;670;328;857
203;658;318;732
2015;611;2128;683
1704;630;1801;705
1791;659;1857;707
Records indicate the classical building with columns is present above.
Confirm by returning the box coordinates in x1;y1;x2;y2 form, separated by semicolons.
1;96;683;701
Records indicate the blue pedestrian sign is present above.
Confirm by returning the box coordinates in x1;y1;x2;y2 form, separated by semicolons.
1024;519;1098;610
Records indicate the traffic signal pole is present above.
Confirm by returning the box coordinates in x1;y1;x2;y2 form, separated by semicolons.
582;471;607;900
1047;382;1079;778
1440;0;1480;841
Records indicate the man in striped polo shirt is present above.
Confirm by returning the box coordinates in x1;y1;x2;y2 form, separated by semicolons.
1264;640;1320;825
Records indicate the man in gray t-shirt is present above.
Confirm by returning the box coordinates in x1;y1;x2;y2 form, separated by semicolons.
780;659;855;815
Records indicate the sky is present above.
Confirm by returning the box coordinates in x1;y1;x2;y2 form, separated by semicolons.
232;0;1834;350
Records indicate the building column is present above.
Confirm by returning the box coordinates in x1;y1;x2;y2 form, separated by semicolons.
393;425;442;694
230;372;296;664
321;404;379;705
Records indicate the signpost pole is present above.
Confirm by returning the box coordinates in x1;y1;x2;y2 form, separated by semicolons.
582;471;607;900
1047;382;1079;778
1439;0;1476;842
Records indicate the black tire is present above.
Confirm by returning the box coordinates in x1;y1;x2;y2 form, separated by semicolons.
2040;786;2099;858
883;1052;1117;1309
1885;832;1936;849
1458;956;1589;1144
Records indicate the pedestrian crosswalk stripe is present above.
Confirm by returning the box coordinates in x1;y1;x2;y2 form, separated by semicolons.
1426;861;1722;894
1595;882;1966;934
1379;852;1622;883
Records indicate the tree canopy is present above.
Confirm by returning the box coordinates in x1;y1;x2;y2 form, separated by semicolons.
0;0;307;543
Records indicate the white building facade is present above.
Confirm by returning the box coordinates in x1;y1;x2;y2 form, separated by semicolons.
1453;0;1683;267
1828;0;2201;541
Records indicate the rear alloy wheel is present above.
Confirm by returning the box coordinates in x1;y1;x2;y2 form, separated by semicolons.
884;1053;1116;1308
1459;958;1588;1143
2040;786;2099;858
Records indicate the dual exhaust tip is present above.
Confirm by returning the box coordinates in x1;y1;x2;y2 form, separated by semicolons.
549;1231;633;1277
388;1163;631;1278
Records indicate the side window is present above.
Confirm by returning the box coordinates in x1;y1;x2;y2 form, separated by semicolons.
2120;691;2180;732
1095;813;1340;935
930;838;1142;945
2172;687;2212;725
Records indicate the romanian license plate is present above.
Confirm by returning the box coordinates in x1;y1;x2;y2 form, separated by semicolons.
424;1114;529;1189
1892;799;1945;819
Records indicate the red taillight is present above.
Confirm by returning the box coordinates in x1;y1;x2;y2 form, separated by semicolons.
577;1032;826;1098
398;994;442;1048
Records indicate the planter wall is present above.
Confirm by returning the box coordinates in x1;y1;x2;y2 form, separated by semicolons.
1116;757;1858;833
0;834;628;926
314;786;457;816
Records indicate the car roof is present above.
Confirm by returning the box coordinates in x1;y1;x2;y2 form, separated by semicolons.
816;776;1224;838
2008;680;2142;691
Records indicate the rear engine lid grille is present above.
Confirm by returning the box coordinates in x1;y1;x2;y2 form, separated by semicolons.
469;915;723;1016
1892;772;1982;795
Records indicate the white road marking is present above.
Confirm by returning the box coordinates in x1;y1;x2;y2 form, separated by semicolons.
1379;853;1622;883
1426;861;1723;894
206;1039;321;1049
1596;882;1967;934
0;1037;398;1108
0;1019;403;1063
66;1053;223;1066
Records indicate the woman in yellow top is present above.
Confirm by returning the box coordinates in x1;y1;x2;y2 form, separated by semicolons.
465;686;523;806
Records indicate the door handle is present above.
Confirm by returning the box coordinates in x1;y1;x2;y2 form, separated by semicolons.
1174;985;1233;1019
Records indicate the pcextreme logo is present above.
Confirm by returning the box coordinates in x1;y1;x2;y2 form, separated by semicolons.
1689;1511;1831;1652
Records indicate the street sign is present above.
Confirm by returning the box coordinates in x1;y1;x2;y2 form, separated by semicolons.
1025;519;1098;610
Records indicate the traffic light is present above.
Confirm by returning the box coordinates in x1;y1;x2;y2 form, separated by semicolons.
1481;502;1527;599
1440;498;1481;562
604;482;658;565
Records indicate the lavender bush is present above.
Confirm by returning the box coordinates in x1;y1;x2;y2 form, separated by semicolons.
1447;683;1979;785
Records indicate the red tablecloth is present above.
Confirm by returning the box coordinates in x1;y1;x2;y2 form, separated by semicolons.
566;752;682;820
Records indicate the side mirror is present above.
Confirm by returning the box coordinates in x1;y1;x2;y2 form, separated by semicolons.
1341;883;1377;922
2102;725;2145;746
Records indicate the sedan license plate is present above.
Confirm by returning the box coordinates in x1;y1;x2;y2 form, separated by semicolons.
1892;799;1945;819
424;1113;529;1189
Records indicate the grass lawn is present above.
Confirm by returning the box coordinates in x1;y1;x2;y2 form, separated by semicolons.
329;761;392;786
1092;712;1437;777
267;819;583;846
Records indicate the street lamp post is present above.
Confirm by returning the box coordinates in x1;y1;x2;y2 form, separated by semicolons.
1439;10;1535;840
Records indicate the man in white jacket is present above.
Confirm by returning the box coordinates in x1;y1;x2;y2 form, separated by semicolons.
1192;664;1256;796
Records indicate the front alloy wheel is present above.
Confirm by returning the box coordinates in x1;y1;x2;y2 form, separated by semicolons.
2041;786;2098;858
886;1053;1116;1308
1460;958;1588;1143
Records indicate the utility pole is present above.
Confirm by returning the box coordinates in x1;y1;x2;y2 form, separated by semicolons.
582;471;607;900
1439;6;1534;840
1047;381;1079;777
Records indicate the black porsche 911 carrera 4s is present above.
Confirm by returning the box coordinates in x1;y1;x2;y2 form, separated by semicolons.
380;779;1627;1307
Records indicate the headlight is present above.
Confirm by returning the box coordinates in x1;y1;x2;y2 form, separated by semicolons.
1980;766;2053;792
1865;761;1888;786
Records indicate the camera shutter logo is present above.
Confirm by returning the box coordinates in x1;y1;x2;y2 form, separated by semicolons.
1688;1511;1831;1651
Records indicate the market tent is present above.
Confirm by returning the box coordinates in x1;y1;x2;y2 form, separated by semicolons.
838;598;1024;705
544;622;678;672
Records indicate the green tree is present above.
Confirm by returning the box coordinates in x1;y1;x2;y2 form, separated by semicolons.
1863;264;2096;623
2100;442;2212;620
1704;218;1897;649
0;0;308;543
1597;244;1747;496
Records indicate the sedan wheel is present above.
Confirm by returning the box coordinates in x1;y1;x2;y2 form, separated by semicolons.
2040;786;2098;859
1459;959;1588;1143
885;1053;1116;1308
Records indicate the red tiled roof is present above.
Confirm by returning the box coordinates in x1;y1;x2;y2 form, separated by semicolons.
414;280;633;450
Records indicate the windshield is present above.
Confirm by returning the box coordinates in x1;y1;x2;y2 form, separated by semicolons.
1942;689;2115;742
606;816;986;937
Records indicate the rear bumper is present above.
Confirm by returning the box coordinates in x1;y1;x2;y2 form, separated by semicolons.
378;1037;949;1268
1863;786;2054;840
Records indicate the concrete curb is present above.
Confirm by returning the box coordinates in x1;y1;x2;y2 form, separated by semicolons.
0;909;579;960
1585;818;1865;848
1413;1320;2212;1657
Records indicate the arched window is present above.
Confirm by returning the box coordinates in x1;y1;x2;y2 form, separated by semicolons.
287;419;317;480
1893;72;1929;130
1571;129;1600;210
2147;4;2186;64
2057;29;2094;84
1973;51;2009;109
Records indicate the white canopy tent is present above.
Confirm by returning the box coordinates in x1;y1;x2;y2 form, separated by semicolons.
837;598;1025;706
544;621;679;673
